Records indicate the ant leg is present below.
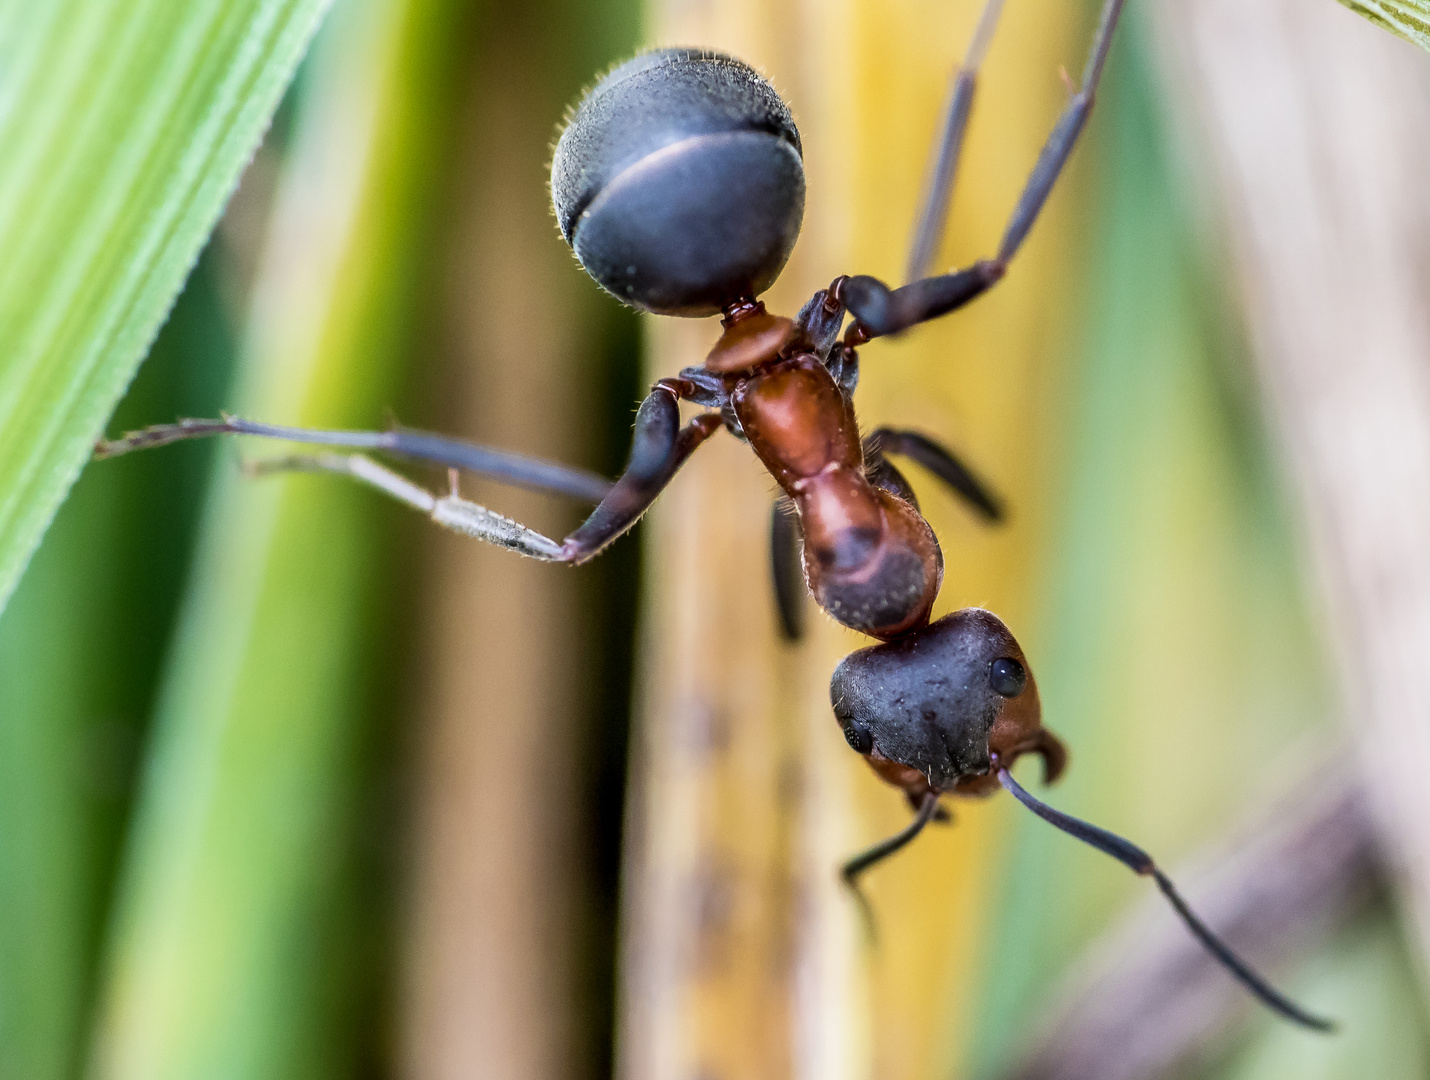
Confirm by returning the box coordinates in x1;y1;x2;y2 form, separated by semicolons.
862;440;922;511
841;792;943;938
96;417;612;502
561;391;723;563
866;427;1003;522
994;0;1124;266
841;791;942;909
245;452;568;559
149;385;720;563
794;286;848;364
769;497;805;641
833;344;859;398
841;0;1127;338
905;0;1011;284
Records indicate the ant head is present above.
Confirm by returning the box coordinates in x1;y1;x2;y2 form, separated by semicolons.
551;49;805;317
829;608;1066;794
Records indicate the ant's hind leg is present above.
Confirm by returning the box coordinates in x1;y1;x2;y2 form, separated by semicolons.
866;427;1003;522
769;498;805;642
560;388;723;564
994;0;1126;266
97;416;613;502
191;384;720;563
905;0;1011;284
841;0;1128;338
247;452;568;559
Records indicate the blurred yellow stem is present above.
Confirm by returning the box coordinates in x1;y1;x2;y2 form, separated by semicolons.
621;2;1086;1078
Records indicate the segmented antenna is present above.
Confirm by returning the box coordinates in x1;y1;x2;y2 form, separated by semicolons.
997;768;1335;1032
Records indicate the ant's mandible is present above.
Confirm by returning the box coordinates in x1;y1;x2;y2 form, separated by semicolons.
97;0;1332;1031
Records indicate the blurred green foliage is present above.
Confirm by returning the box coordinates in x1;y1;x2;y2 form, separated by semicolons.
1222;904;1429;1080
83;0;465;1070
0;2;323;1068
0;247;239;1080
966;11;1426;1078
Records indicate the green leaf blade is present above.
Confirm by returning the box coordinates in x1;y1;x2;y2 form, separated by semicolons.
88;0;476;1072
0;0;332;615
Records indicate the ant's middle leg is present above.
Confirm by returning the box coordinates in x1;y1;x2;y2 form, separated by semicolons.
865;427;1003;522
769;497;805;641
840;0;1127;339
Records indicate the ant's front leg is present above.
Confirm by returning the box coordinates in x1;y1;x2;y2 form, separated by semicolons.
840;791;943;934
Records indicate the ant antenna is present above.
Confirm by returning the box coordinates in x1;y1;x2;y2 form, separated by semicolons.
996;768;1335;1033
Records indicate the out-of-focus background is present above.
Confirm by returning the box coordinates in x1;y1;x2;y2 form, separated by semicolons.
2;1;1429;1079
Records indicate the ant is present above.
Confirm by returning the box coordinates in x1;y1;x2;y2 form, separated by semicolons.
96;0;1332;1031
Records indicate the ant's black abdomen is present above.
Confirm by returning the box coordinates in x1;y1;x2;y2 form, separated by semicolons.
551;49;805;317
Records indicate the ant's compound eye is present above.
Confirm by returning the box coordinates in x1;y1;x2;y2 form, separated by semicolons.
843;720;874;754
989;657;1026;698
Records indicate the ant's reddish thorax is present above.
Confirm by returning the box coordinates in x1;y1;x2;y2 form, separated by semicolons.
728;351;943;639
728;352;860;483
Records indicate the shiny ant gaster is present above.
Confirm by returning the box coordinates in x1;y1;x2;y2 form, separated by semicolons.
97;0;1332;1031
